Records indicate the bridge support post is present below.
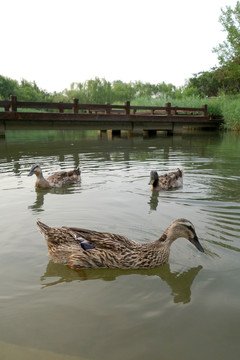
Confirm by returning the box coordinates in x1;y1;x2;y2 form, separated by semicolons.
126;130;133;138
98;130;107;138
172;123;183;134
143;130;157;137
107;130;121;139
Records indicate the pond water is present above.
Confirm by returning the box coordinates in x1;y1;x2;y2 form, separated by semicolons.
0;130;240;360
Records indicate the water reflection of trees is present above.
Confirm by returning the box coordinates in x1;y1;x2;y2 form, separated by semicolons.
41;260;202;304
0;132;223;176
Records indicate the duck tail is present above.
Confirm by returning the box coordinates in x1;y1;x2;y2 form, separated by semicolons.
74;167;81;176
177;168;183;177
36;221;51;235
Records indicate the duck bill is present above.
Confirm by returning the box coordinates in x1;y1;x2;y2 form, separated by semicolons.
149;179;154;185
28;169;34;176
190;235;204;253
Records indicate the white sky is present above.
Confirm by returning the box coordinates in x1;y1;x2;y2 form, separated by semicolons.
0;0;238;93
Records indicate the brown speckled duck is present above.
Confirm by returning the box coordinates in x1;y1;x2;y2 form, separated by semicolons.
36;219;204;270
149;168;183;191
28;164;81;189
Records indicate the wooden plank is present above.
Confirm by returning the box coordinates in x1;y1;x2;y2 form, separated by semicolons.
0;100;10;107
0;98;206;115
0;111;222;124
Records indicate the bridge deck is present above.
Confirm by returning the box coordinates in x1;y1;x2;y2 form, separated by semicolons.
0;97;223;136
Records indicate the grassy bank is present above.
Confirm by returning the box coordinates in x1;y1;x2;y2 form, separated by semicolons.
131;95;240;131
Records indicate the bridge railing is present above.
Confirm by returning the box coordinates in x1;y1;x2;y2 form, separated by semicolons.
0;95;208;117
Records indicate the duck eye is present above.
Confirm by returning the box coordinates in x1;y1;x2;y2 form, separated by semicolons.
184;224;194;232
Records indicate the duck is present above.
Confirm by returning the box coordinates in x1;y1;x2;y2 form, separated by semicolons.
28;164;81;189
36;218;204;270
149;168;183;191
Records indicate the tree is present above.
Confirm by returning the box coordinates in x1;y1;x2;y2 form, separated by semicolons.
0;75;18;99
112;80;136;102
0;75;53;101
213;1;240;64
185;70;222;97
212;1;240;92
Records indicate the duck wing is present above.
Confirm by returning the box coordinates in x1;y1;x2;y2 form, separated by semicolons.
47;169;80;186
157;174;172;189
159;169;183;189
63;226;137;251
168;169;183;179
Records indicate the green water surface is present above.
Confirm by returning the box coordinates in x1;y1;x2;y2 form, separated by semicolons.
0;130;239;360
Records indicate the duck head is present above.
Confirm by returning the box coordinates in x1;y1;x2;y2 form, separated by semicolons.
161;218;204;253
149;170;159;185
28;164;42;177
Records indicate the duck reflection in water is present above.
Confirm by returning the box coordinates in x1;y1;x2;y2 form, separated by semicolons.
148;190;160;211
28;184;80;213
41;260;202;304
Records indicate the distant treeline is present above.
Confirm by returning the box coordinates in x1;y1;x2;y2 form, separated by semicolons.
0;70;239;105
0;75;182;103
1;74;240;131
0;76;52;102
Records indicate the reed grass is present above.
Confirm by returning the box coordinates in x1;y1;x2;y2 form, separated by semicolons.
132;95;240;131
218;95;240;131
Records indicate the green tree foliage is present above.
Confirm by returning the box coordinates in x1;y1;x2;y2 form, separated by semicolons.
60;77;178;103
17;79;52;101
0;75;19;99
213;1;240;65
0;75;52;101
184;2;240;97
62;78;114;103
184;70;222;97
112;80;136;102
1;74;179;103
212;1;240;93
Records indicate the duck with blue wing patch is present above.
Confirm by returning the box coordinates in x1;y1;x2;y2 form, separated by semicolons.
36;218;204;270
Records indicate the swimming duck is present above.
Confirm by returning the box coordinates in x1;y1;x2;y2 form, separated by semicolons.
149;168;183;190
28;164;81;189
36;218;204;270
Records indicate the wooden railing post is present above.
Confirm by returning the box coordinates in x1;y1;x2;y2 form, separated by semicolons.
58;102;64;113
73;98;79;113
4;102;10;112
105;103;111;114
202;104;207;117
125;100;130;115
11;95;17;112
166;102;171;116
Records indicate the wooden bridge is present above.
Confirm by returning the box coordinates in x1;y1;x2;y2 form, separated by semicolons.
0;95;223;137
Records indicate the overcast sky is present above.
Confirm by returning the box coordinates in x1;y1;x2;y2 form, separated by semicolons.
0;0;238;93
